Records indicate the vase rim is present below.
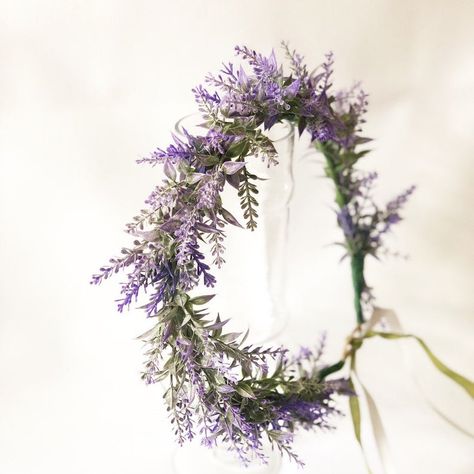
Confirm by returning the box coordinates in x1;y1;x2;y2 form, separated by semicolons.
174;112;294;143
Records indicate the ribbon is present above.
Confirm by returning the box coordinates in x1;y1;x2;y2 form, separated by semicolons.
369;307;474;434
348;309;398;474
347;307;474;474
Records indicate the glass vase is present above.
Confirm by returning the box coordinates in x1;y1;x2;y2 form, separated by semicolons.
170;115;294;474
172;442;282;474
174;114;295;345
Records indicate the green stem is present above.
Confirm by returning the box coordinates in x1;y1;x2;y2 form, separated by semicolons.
319;143;366;325
321;145;347;208
351;252;366;324
318;360;345;380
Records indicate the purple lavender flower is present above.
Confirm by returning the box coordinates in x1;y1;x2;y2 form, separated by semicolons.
138;128;237;169
193;84;221;118
203;46;293;126
332;82;369;148
282;41;308;81
234;46;281;82
296;346;313;363
337;206;356;241
386;185;416;214
355;171;378;197
375;185;416;239
197;172;224;209
175;210;197;267
138;133;194;166
144;184;178;210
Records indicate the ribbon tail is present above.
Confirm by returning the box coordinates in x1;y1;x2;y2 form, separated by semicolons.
350;355;398;474
348;376;373;474
371;307;474;436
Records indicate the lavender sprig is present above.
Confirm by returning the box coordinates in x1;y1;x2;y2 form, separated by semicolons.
139;293;344;465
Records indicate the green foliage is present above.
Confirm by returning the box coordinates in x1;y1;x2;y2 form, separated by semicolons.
238;169;259;231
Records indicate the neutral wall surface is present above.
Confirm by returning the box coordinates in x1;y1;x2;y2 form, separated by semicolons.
1;1;473;473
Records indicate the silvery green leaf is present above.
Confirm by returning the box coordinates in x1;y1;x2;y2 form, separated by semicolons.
220;208;243;228
190;294;215;305
236;383;255;399
198;155;219;166
239;328;250;346
187;173;205;185
221;332;241;343
174;293;189;307
217;384;235;394
206;318;230;330
134;229;159;241
195;222;220;234
136;324;159;341
222;161;246;175
225;172;240;189
160;218;181;233
181;313;192;327
163;160;177;180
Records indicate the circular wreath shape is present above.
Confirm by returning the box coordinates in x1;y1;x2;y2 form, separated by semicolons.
92;43;415;466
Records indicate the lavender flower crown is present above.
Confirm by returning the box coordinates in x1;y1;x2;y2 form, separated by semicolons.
93;43;473;467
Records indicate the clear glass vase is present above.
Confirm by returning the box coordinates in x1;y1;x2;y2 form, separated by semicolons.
172;442;282;474
170;115;294;474
174;114;295;344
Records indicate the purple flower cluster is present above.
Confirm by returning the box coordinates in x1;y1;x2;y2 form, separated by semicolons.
138;128;238;169
335;180;416;257
194;43;371;152
196;171;224;209
94;43;413;315
93;129;249;311
140;297;345;465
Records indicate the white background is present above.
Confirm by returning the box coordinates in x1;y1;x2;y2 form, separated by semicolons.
1;1;473;473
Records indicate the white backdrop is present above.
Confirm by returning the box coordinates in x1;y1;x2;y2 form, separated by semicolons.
1;1;473;473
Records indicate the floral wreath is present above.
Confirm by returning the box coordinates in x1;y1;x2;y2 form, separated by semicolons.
92;43;473;467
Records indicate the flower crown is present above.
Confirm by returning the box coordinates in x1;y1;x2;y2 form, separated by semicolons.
92;43;473;467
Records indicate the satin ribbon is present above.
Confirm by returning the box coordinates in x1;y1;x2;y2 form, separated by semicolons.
348;307;474;474
372;307;474;436
348;308;398;474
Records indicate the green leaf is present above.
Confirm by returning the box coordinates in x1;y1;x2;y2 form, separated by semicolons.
220;207;244;228
241;359;252;378
236;382;256;399
348;377;361;443
349;354;374;474
216;384;235;394
136;324;159;341
189;294;215;305
369;331;474;398
163;160;177;181
297;116;307;136
226;140;250;158
238;169;259;231
205;318;230;331
221;332;241;343
186;173;205;185
356;149;371;158
174;293;189;307
239;328;250;346
181;313;192;327
161;306;181;323
221;161;246;175
318;359;345;380
197;155;220;166
212;314;224;337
